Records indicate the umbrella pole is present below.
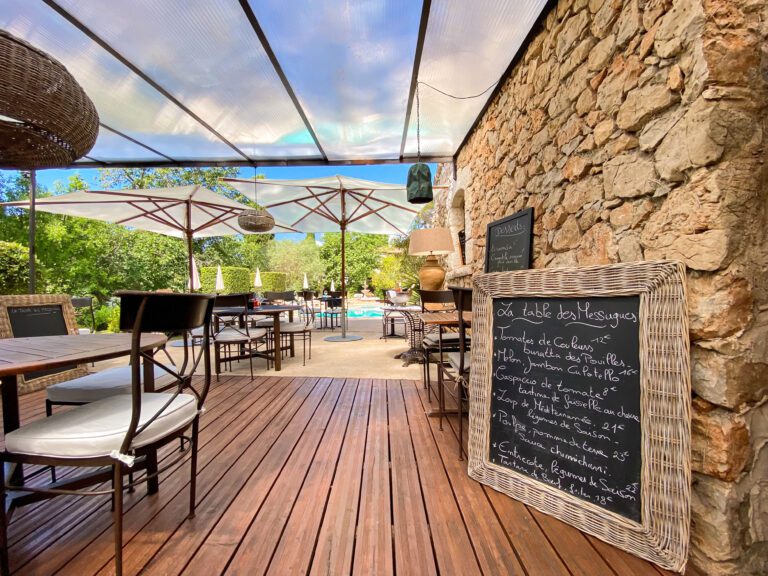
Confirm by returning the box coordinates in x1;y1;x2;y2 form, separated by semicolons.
186;199;194;293
28;170;36;294
341;222;346;338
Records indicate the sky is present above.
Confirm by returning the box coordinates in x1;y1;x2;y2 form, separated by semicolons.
1;162;435;242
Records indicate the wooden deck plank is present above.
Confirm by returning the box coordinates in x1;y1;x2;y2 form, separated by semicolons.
388;380;437;576
225;378;359;574
412;380;527;576
308;380;373;576
400;380;482;576
16;375;290;576
119;377;324;576
178;377;341;576
351;379;393;576
0;376;697;576
267;379;371;576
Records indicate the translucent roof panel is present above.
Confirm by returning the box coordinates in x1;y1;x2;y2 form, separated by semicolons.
1;0;551;166
403;0;549;158
1;0;240;161
75;126;167;164
53;0;321;161
251;0;422;161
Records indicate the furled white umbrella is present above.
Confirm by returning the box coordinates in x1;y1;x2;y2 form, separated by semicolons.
330;279;335;292
215;265;225;291
187;257;201;291
2;185;296;291
224;175;443;341
254;267;263;289
303;273;309;290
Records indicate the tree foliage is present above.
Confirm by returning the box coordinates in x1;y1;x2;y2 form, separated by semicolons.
0;241;31;294
319;232;389;292
267;234;325;291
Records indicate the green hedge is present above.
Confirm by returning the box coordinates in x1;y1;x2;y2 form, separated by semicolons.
200;266;252;294
259;271;287;293
0;241;30;295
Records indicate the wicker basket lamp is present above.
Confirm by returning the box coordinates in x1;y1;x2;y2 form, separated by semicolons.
238;208;275;233
0;29;99;169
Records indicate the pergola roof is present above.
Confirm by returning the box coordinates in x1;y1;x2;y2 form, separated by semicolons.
1;0;549;168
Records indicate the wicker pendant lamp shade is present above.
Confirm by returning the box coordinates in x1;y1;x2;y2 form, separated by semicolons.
237;172;275;232
238;208;275;233
0;30;99;169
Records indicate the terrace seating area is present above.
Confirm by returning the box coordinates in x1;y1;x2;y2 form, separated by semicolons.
0;375;693;576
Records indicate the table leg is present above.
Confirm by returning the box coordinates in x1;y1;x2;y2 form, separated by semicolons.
288;311;295;358
273;315;282;371
1;375;23;485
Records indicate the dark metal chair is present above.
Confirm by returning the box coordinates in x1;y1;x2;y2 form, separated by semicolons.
437;286;472;459
0;292;215;576
211;293;267;380
419;290;457;401
274;290;315;366
71;296;96;334
324;292;343;330
381;289;409;339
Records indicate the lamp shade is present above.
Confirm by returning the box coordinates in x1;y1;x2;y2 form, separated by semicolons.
409;228;454;256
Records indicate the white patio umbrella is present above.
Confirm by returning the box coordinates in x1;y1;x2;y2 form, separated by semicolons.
254;268;263;289
215;265;225;291
223;175;440;341
303;273;309;290
330;279;335;292
187;257;201;291
1;184;296;291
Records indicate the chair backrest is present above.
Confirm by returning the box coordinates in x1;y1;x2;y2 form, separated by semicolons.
449;286;472;374
116;291;215;455
300;290;315;325
329;290;342;298
327;297;342;309
264;290;295;302
419;289;455;312
71;296;96;332
212;293;250;309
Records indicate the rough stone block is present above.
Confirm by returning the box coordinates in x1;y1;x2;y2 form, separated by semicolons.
691;399;752;481
617;84;680;131
603;154;657;198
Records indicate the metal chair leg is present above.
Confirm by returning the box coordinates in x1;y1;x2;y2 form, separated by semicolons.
0;459;9;576
189;419;199;519
113;463;124;576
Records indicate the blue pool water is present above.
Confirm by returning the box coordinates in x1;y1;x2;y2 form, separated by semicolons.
321;307;383;318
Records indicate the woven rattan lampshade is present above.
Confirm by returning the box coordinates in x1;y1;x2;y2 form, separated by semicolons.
0;29;99;169
238;208;275;233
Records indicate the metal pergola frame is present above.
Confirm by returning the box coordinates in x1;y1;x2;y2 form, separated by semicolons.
26;0;553;170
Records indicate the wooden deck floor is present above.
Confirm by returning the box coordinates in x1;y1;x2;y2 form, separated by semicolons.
0;376;690;575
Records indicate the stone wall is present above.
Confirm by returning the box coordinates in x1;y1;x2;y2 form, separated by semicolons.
432;0;768;573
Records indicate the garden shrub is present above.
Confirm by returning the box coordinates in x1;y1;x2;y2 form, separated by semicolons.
259;271;287;293
200;266;252;293
0;241;31;294
92;304;121;332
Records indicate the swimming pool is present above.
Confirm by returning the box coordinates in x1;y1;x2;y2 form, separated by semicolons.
320;307;383;319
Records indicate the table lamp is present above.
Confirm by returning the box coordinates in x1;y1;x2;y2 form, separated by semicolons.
409;228;454;290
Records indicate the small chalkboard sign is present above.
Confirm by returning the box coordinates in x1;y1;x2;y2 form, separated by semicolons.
0;294;87;393
469;262;691;572
489;296;642;521
484;208;534;273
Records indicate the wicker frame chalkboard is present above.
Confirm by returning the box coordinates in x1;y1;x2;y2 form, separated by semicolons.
468;261;690;572
0;294;87;393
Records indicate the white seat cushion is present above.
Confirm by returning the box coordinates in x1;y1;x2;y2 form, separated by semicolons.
446;351;470;374
279;322;310;333
423;333;465;347
215;327;266;343
252;318;275;327
6;393;198;459
46;365;176;404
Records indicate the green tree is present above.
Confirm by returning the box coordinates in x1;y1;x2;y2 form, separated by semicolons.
267;235;325;291
0;241;32;294
319;232;389;292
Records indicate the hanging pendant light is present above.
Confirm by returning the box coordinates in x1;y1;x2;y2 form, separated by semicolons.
407;83;433;205
238;167;275;232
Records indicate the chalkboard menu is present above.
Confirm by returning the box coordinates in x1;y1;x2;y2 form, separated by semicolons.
484;208;534;272
489;296;641;521
8;305;68;338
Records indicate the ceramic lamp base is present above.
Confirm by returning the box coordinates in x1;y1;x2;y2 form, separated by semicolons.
418;255;446;291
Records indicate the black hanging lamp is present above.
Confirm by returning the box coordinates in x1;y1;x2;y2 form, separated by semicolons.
238;167;275;233
407;83;433;204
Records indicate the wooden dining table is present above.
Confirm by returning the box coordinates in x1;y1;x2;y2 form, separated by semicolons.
0;332;167;487
213;304;302;372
